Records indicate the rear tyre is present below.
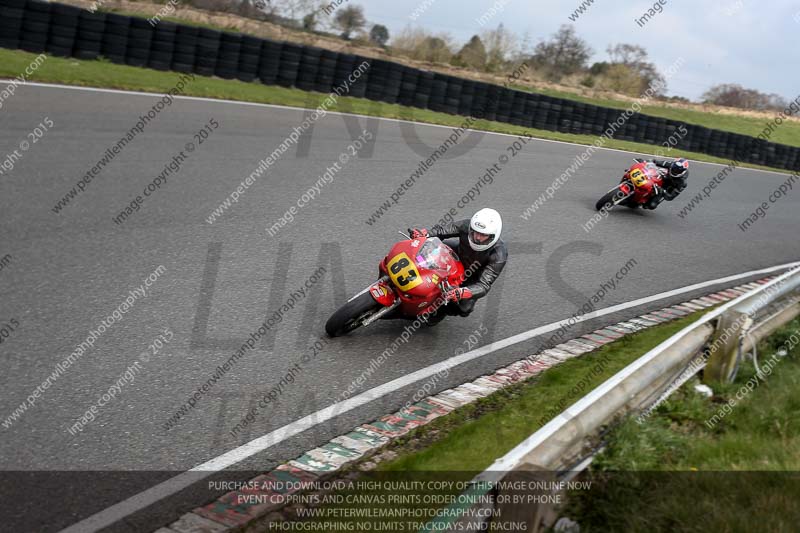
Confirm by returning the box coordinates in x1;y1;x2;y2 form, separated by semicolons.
595;187;621;211
325;291;382;337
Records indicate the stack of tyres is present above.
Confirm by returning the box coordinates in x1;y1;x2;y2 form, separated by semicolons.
443;75;462;115
149;21;177;71
331;52;355;92
276;42;302;88
772;142;788;168
348;55;370;98
482;83;501;122
533;95;551;130
75;10;105;60
567;101;581;131
195;28;220;77
587;106;604;135
258;39;282;86
522;93;540;129
126;17;153;67
764;144;777;168
215;32;241;79
509;90;529;127
237;35;261;82
788;148;800;171
314;49;338;93
102;13;130;64
457;79;475;117
470;81;489;119
654;117;667;143
558;101;572;132
20;0;50;53
639;117;654;142
546;100;561;129
364;58;391;102
577;102;592;134
690;124;710;153
397;65;419;107
428;73;448;113
645;117;658;142
599;106;618;135
46;3;80;57
382;63;403;104
414;71;434;110
714;131;731;159
172;24;198;73
0;0;26;50
296;46;321;91
729;134;747;163
494;87;514;123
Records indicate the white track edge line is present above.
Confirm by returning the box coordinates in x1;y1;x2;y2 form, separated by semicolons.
59;259;800;533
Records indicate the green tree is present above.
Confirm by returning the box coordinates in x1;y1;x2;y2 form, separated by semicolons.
302;12;317;31
455;35;487;70
369;24;390;46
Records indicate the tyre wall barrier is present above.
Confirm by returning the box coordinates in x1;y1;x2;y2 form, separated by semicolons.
3;0;798;171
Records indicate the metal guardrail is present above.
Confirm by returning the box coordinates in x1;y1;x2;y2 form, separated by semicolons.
432;265;800;533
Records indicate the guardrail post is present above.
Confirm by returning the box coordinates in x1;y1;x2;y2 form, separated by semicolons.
492;465;558;532
703;311;750;384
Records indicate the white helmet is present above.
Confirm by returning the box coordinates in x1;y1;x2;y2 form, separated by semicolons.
468;208;502;251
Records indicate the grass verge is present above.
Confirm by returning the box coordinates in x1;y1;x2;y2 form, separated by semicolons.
566;316;800;532
376;311;706;473
249;311;710;532
0;48;792;175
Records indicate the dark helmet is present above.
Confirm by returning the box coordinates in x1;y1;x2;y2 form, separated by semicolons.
669;158;689;178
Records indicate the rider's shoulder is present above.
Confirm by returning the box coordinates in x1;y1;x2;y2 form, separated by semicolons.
491;239;508;261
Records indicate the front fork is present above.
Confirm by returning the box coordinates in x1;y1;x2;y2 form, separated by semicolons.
361;276;400;326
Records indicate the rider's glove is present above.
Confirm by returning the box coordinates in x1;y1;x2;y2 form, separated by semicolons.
408;228;429;239
444;287;473;303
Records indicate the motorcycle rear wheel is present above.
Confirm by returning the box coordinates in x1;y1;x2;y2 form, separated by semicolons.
325;291;383;337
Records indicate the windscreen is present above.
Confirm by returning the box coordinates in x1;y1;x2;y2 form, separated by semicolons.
414;238;458;273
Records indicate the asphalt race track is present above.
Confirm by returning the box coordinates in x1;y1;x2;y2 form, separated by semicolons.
1;83;798;531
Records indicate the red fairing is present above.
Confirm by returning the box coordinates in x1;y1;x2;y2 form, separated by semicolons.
620;162;664;206
368;279;397;307
378;236;466;318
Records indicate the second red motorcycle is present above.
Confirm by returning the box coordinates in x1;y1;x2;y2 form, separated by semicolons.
595;159;665;211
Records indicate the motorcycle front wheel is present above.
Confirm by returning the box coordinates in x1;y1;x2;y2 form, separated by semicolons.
325;291;383;337
595;187;624;211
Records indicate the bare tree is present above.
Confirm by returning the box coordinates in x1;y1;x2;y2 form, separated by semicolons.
702;84;788;111
481;23;518;72
531;24;592;81
606;43;665;95
334;5;366;40
392;27;455;63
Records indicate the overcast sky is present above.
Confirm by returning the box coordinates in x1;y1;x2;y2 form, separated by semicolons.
334;0;799;102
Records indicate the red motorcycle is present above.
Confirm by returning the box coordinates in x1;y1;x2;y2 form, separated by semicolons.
595;159;665;211
325;234;466;337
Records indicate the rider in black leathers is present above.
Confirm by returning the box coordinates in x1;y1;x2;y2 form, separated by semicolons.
408;208;507;319
639;157;690;210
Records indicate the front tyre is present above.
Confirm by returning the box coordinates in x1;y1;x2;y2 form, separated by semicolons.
595;187;621;211
325;292;383;337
